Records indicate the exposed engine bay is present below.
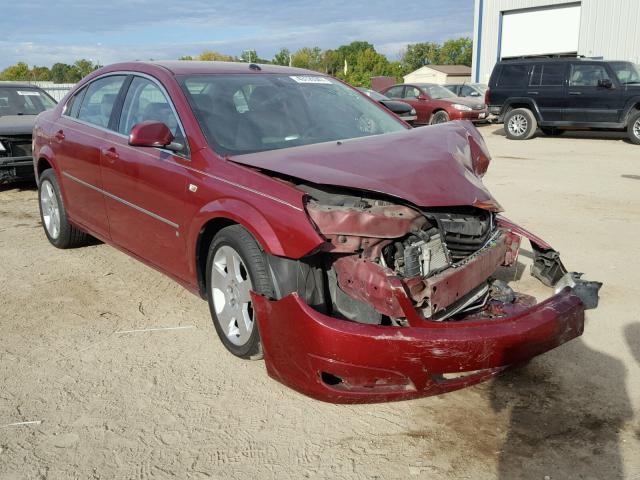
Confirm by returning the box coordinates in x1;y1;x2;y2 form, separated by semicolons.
265;182;600;326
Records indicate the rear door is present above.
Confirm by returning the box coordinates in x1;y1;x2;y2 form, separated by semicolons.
55;75;127;239
565;62;622;123
99;75;193;280
527;62;567;122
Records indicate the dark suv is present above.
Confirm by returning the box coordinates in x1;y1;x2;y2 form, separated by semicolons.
487;58;640;143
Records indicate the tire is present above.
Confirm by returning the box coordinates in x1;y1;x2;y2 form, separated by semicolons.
38;169;90;249
541;127;565;136
504;108;537;140
205;225;275;359
628;111;640;145
430;111;450;125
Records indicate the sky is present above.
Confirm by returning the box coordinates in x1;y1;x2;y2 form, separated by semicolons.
0;0;474;69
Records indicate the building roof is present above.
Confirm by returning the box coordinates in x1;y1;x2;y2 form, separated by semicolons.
408;65;472;75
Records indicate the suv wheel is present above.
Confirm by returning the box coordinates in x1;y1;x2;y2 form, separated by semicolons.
628;111;640;145
504;108;537;140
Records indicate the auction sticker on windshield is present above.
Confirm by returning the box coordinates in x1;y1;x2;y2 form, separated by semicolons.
290;75;333;84
17;91;41;96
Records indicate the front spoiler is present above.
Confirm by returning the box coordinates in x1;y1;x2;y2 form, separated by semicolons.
252;287;585;404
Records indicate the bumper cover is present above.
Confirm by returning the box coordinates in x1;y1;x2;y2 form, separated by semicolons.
0;156;35;183
253;287;586;403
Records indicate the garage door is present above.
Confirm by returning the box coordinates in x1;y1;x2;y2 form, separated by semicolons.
500;4;581;58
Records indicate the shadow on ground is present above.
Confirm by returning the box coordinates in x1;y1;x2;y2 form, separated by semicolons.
491;126;632;143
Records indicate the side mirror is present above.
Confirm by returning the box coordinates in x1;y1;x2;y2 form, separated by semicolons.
129;121;183;151
417;94;429;101
598;78;613;89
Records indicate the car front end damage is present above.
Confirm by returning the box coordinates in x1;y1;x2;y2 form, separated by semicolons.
251;188;601;404
0;135;34;184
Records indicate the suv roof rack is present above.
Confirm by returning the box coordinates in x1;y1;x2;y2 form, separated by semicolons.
502;54;582;62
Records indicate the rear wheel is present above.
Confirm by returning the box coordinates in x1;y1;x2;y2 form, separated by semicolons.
628;112;640;145
205;225;275;359
430;111;450;125
541;127;565;136
504;108;537;140
38;169;90;248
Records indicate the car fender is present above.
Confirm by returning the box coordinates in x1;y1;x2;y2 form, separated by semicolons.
33;144;58;185
503;98;542;121
621;95;640;124
188;196;324;274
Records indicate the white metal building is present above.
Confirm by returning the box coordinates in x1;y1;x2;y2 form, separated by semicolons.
471;0;640;83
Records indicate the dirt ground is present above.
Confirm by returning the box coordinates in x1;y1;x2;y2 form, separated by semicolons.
1;123;639;479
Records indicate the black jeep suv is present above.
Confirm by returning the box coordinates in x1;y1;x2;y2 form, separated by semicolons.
487;58;640;143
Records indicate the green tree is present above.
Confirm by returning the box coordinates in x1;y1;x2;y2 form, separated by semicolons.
197;50;236;62
273;48;291;66
50;63;72;83
291;47;323;71
74;59;97;79
401;42;441;71
438;37;473;66
179;55;194;60
30;66;51;81
0;62;31;81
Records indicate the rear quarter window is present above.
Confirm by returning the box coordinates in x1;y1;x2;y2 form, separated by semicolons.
497;64;530;87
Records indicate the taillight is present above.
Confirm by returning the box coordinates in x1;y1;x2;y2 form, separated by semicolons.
484;88;491;105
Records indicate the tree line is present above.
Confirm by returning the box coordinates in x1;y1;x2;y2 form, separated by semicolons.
0;38;471;88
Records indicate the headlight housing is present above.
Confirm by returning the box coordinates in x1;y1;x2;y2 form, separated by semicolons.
452;103;472;112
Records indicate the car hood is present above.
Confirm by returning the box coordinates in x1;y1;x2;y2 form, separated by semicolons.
0;115;36;136
379;99;413;114
443;96;485;107
229;121;499;209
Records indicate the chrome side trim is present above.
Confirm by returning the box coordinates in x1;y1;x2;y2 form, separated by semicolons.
62;171;179;229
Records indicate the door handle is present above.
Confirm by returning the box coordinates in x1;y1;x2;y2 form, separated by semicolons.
54;130;65;142
569;91;582;95
102;147;119;162
527;91;539;95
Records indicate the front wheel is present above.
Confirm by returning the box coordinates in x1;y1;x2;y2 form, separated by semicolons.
628;112;640;145
205;225;275;359
504;108;537;140
38;169;90;248
430;111;450;125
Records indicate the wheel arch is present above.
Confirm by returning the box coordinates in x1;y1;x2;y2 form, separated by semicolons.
503;98;542;121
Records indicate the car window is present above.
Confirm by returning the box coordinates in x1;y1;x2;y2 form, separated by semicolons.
0;87;56;116
77;76;126;128
497;64;529;87
461;85;478;96
610;61;640;85
118;76;185;146
404;86;421;99
384;86;404;98
569;64;611;87
64;88;85;118
529;64;566;86
180;74;406;156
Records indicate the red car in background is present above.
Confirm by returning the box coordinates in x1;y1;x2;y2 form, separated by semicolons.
32;61;600;403
381;83;489;125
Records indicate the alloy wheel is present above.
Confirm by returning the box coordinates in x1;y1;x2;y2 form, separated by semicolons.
508;114;528;136
210;245;254;346
634;118;640;140
40;180;61;239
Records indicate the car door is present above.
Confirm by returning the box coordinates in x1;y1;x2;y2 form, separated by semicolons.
55;75;127;239
527;62;567;122
99;75;192;280
403;86;432;124
565;63;622;123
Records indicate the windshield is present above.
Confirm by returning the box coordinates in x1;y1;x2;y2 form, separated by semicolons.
471;83;488;94
0;87;56;116
419;84;457;100
179;74;406;156
610;62;640;84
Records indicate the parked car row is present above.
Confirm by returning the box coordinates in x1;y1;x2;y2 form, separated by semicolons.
27;60;600;403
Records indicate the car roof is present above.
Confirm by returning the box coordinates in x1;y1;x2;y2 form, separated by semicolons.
100;60;320;76
498;57;627;65
0;82;46;89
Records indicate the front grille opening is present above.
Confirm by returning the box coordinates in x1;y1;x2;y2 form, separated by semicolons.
427;208;495;262
320;371;343;386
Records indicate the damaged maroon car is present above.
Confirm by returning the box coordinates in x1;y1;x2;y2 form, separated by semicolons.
32;61;601;403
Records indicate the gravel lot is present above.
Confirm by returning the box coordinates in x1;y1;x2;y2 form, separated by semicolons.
1;124;639;479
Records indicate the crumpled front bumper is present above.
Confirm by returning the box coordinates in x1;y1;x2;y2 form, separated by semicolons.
0;156;35;183
252;287;586;404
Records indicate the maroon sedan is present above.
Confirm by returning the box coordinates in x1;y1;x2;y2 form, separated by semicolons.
381;83;489;125
32;62;600;403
